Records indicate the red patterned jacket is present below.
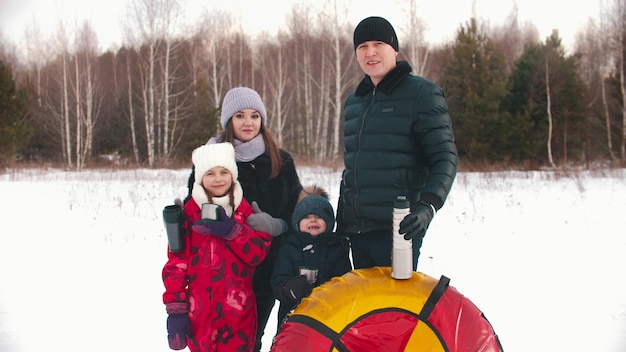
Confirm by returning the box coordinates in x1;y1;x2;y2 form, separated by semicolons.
162;197;272;352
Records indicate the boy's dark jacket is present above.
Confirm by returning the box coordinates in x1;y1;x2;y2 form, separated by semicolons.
271;195;352;326
272;229;352;298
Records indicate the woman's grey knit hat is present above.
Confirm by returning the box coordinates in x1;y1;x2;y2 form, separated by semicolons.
220;87;267;129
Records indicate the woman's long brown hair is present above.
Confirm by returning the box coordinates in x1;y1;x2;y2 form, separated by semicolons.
216;122;283;178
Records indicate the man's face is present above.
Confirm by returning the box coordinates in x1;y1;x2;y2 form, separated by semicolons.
355;41;398;86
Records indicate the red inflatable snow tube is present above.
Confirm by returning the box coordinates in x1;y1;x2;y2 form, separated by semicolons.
270;267;502;352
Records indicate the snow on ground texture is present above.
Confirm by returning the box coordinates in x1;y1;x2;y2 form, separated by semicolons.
0;167;625;352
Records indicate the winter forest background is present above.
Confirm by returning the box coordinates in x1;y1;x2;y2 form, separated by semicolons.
0;0;626;170
1;1;626;350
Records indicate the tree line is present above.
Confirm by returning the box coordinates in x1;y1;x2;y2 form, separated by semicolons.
0;0;625;170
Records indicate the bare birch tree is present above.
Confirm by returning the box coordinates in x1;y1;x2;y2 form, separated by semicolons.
545;60;556;168
317;0;352;159
122;0;186;165
604;0;626;161
125;49;141;163
38;18;104;170
73;26;82;170
69;21;103;169
400;0;430;76
317;44;331;159
617;0;626;160
597;8;619;161
263;33;293;146
194;10;232;116
576;16;618;162
49;21;73;169
284;4;315;157
23;21;50;107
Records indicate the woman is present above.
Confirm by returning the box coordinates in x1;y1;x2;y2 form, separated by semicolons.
185;87;303;351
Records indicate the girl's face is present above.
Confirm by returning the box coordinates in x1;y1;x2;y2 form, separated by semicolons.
231;109;262;142
298;214;327;237
201;166;233;197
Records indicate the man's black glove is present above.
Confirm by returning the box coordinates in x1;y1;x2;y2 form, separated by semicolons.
281;275;312;304
399;201;435;240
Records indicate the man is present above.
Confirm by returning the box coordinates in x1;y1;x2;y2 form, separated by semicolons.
337;16;458;270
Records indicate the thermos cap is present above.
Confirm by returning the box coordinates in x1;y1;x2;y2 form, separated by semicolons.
394;195;410;209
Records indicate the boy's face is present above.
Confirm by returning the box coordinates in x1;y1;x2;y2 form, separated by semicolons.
299;214;327;237
201;166;233;197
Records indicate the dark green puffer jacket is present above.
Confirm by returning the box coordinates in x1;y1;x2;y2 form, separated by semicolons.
337;60;458;234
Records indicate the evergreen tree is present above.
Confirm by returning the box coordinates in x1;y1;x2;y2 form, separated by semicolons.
0;59;31;165
501;44;544;162
543;34;586;165
439;18;509;162
503;32;586;166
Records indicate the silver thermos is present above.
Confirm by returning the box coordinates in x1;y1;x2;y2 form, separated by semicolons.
391;195;412;279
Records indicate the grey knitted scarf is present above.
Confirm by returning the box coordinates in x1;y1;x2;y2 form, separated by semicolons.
207;133;265;162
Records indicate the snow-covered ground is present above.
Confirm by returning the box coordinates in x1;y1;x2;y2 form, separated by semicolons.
1;166;625;352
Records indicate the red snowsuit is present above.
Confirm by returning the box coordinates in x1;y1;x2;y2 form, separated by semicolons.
162;198;273;352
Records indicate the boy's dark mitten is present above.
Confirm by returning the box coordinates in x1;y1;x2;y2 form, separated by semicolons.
192;205;241;240
166;313;190;350
282;275;312;303
246;201;287;237
399;201;435;240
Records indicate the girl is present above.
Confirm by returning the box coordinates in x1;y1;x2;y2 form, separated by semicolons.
186;87;303;351
163;142;274;352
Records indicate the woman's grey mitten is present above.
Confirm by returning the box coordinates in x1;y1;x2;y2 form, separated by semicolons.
246;201;287;237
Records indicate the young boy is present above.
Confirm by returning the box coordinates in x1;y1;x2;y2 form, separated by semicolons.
270;187;353;331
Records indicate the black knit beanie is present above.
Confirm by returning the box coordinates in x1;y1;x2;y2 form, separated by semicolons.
292;195;336;234
353;16;398;52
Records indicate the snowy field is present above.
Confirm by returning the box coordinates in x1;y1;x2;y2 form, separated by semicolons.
0;166;625;352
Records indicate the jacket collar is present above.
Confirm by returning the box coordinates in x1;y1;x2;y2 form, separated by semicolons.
292;230;334;247
354;60;413;97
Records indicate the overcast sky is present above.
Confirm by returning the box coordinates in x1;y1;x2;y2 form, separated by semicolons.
0;0;601;52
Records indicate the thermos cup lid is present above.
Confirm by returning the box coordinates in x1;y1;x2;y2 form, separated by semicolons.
394;195;410;209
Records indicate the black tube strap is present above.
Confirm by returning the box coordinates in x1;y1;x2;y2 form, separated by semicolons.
419;275;450;319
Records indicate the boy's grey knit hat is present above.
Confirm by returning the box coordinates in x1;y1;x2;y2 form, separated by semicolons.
292;195;336;234
220;87;267;129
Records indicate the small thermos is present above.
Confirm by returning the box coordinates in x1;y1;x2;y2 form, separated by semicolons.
163;204;185;252
391;195;412;279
